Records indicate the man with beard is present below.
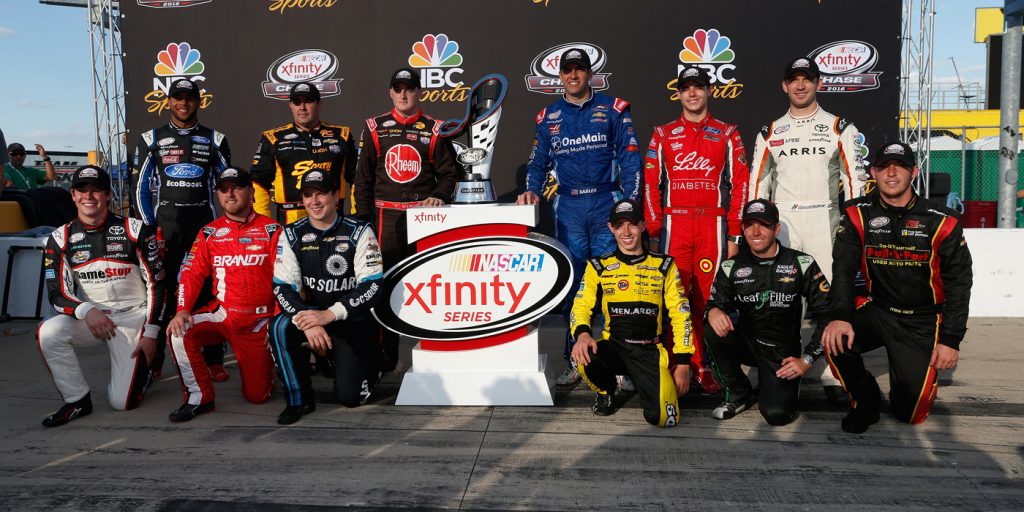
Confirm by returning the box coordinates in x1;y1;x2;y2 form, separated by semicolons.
516;48;642;386
132;78;230;379
749;58;867;402
351;68;457;371
165;167;281;422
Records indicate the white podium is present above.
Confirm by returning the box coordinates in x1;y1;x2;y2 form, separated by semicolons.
378;203;569;406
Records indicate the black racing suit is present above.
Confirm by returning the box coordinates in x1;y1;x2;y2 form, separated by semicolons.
569;250;693;427
351;108;458;369
828;192;973;424
251;122;357;224
132;121;230;368
270;214;384;407
704;244;830;425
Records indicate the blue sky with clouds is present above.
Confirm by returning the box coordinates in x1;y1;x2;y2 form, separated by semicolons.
0;0;1006;151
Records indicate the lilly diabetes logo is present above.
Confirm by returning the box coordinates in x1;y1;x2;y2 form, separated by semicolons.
146;42;212;116
667;28;743;101
262;49;342;100
524;42;611;95
407;33;468;102
372;236;573;341
809;40;882;93
137;0;211;7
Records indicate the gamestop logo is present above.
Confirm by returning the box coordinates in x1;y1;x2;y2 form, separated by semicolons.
373;236;573;341
262;49;342;100
525;42;610;95
810;40;882;93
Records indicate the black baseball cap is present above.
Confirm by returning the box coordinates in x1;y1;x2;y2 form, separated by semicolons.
608;199;644;224
742;199;780;226
389;67;421;89
168;78;200;99
7;143;26;154
559;47;592;72
71;165;112;191
299;169;333;193
784;57;820;81
289;81;321;102
872;142;917;168
676;66;711;88
215;166;253;188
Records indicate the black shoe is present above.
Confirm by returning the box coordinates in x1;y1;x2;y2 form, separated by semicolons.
592;392;615;416
711;395;757;420
824;385;849;405
168;402;215;423
277;403;316;425
42;394;93;428
841;407;881;434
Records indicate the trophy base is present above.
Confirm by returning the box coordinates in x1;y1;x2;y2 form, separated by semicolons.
453;177;496;204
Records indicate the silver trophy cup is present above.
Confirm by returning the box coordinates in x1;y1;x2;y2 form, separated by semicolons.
441;74;508;204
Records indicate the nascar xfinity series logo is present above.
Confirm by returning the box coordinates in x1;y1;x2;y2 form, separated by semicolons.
146;42;212;116
524;42;611;95
373;237;572;341
667;28;744;101
408;33;468;102
138;0;211;7
262;49;343;100
809;40;882;93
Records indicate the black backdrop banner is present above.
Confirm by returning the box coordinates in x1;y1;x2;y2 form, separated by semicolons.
123;0;901;205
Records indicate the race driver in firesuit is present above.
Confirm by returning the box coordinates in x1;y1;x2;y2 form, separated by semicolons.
822;142;972;434
132;77;229;380
748;57;868;403
251;81;358;225
351;67;458;372
643;66;750;394
165;167;281;422
570;199;692;426
516;47;643;387
271;169;384;425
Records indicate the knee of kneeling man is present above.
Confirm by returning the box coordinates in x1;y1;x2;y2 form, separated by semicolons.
643;409;675;427
760;407;796;426
243;390;272;405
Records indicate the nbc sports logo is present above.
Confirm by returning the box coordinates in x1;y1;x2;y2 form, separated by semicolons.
406;34;468;101
148;42;211;115
668;28;743;100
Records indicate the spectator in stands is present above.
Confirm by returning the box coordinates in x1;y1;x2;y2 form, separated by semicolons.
3;143;56;192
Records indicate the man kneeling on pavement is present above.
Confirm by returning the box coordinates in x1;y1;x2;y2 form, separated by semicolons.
270;169;384;425
703;199;830;425
570;199;693;427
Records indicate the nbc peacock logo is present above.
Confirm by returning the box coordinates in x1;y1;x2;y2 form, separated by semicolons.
406;34;469;102
666;28;743;101
146;42;213;116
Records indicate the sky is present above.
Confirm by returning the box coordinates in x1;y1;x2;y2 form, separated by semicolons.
0;0;1007;152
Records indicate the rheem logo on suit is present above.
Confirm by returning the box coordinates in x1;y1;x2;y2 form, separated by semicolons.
525;42;611;95
262;49;343;100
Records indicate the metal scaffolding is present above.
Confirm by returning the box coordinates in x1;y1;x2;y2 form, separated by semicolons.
86;0;126;209
900;0;936;195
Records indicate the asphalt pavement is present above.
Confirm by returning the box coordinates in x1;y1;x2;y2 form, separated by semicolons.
1;316;1022;511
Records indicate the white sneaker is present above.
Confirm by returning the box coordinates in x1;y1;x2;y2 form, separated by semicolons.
616;375;635;392
556;364;581;385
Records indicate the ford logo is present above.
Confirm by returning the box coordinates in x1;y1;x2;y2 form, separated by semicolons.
191;135;210;144
373;235;573;341
164;163;204;179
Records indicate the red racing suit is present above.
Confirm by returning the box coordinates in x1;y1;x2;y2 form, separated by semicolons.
642;114;749;372
168;211;282;406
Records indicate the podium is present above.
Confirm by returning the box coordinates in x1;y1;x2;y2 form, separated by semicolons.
374;203;572;406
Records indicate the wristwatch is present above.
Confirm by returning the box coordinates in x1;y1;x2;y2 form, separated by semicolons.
802;354;814;366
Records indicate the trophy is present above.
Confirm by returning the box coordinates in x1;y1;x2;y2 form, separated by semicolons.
441;74;508;204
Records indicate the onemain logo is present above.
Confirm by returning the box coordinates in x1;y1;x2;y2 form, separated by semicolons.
262;49;342;100
147;42;211;116
373;236;573;341
810;40;882;93
667;28;743;100
407;33;468;102
525;42;610;95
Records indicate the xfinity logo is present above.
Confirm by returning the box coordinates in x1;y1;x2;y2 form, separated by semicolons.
412;212;447;223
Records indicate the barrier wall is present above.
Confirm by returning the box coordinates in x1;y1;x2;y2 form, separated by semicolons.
122;0;901;200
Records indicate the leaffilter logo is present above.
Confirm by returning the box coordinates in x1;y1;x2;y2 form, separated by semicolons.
147;42;212;116
407;34;468;102
667;29;743;101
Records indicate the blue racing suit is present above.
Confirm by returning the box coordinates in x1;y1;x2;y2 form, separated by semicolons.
525;91;642;360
